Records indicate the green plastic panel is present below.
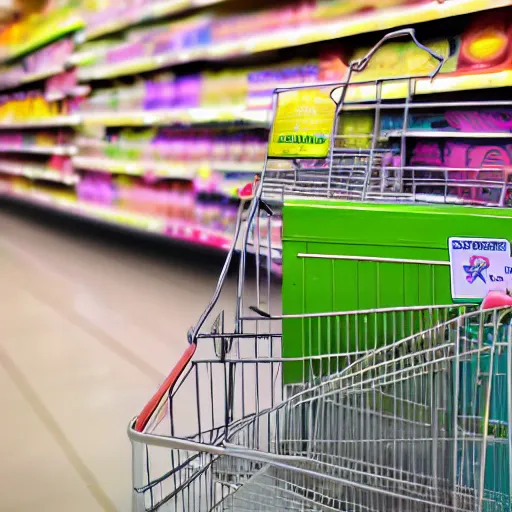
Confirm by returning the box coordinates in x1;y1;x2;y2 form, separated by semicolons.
281;200;512;384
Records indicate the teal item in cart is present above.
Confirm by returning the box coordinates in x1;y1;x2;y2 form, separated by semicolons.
459;321;511;510
281;199;512;385
454;319;511;512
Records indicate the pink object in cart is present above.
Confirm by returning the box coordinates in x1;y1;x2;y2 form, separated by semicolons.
481;290;512;310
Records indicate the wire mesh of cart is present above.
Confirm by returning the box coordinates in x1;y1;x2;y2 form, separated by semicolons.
129;302;487;511
261;35;512;208
127;29;512;511
212;305;512;512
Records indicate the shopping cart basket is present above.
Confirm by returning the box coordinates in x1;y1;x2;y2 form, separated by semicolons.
128;29;512;511
213;306;512;512
128;298;512;511
129;302;480;511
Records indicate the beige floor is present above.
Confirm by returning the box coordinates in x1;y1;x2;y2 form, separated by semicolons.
0;205;248;511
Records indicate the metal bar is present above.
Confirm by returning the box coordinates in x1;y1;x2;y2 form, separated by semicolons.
244;304;469;321
127;420;464;510
508;323;512;504
386;130;512;139
297;253;450;266
333;100;512;112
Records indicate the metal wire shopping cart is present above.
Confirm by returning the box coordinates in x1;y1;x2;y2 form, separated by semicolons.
128;29;512;511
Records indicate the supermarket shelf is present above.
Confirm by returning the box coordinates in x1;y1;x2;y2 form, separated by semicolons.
45;85;91;102
0;186;233;251
0;145;77;156
335;69;512;101
217;180;254;198
81;0;225;42
73;155;191;178
0;186;282;271
67;50;99;68
72;155;262;177
75;0;511;81
384;129;512;138
0;66;66;93
247;239;282;264
81;108;270;127
4;71;512;135
0;161;78;185
0;13;84;64
4;72;512;135
77;48;202;80
0;115;81;130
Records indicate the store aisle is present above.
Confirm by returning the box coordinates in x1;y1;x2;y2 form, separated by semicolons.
0;205;246;511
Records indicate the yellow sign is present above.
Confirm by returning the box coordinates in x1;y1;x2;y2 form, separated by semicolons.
268;87;336;159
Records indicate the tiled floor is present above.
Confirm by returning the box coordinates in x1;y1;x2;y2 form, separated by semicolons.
0;203;245;511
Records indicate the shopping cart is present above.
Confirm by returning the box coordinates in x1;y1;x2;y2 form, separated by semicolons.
128;29;512;511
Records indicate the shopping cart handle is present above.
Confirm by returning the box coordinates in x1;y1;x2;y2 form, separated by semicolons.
351;28;445;79
249;305;271;318
134;342;197;432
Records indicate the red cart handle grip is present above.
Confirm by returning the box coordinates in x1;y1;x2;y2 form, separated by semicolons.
134;343;196;432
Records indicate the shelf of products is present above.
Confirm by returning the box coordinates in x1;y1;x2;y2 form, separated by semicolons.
81;108;270;127
0;7;83;64
74;0;510;81
0;0;511;258
74;127;266;177
0;178;235;250
0;130;76;153
0;160;78;185
73;156;262;177
81;0;226;43
0;145;76;155
0;116;81;129
0;66;65;92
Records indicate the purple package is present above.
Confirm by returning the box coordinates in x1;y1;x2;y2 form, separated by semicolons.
153;34;178;56
98;175;116;206
144;81;159;110
107;42;145;65
302;63;320;83
151;82;165;111
175;75;201;107
79;175;97;203
154;130;174;159
76;176;87;201
282;67;298;86
170;133;186;159
160;80;176;109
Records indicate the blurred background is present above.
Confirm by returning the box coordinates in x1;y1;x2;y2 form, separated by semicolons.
0;0;511;509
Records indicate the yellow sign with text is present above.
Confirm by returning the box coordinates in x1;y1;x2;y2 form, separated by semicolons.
268;87;336;159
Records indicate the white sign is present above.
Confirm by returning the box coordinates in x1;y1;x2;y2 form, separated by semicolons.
449;237;512;300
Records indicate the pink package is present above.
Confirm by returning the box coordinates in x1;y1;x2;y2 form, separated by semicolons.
410;142;443;167
443;142;512;200
444;142;512;169
445;110;512;133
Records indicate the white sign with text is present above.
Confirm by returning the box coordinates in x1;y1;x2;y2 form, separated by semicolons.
449;237;512;300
